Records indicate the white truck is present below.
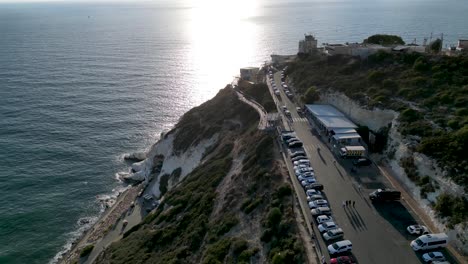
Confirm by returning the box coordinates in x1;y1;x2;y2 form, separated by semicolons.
340;146;365;158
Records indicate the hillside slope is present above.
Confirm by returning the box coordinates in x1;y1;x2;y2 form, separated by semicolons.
95;87;305;264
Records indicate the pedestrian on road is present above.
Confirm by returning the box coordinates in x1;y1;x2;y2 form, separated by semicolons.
358;184;361;191
353;201;355;207
342;201;345;208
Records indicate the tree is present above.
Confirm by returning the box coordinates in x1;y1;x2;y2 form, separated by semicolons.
303;86;320;103
364;34;405;46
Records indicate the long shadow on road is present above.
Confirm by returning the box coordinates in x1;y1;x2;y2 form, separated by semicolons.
372;201;418;239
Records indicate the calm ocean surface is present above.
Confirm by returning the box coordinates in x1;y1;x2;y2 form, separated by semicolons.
0;0;466;263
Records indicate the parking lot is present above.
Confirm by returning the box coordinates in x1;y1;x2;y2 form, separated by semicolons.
266;69;456;264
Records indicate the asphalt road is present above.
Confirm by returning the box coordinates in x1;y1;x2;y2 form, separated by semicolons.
267;71;426;264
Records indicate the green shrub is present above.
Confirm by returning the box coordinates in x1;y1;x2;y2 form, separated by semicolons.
80;244;94;258
364;34;405;45
266;207;282;228
434;193;468;227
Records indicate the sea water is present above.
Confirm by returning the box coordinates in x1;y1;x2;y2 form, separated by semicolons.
0;0;466;263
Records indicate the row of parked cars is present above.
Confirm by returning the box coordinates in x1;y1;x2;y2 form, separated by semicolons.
281;131;355;263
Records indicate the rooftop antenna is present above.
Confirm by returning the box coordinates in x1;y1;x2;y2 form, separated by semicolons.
412;38;417;45
429;32;433;42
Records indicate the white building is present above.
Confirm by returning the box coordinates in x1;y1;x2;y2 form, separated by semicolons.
240;67;259;82
304;104;363;146
298;34;318;54
457;39;468;52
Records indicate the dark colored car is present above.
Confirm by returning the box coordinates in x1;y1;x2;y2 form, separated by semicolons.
353;158;372;166
289;141;303;148
306;183;324;191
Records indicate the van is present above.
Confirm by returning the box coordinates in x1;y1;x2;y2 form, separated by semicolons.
323;228;344;241
410;233;448;251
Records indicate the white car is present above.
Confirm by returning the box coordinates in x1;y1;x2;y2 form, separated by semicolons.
307;194;324;202
422;252;445;263
293;159;310;166
306;189;321;196
282;105;287;111
294;164;309;170
316;215;333;224
301;178;317;186
284;110;291;116
311;206;332;216
327;240;352;255
298;175;315;182
318;221;338;233
295;169;314;176
407;225;429;235
274;90;280;96
308;199;328;209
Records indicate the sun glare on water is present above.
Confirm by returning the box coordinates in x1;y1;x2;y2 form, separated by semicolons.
185;0;261;105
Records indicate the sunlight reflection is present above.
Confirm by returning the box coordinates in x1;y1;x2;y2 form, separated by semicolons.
186;0;260;105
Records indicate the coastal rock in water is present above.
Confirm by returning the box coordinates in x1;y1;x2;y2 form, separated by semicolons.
123;152;146;162
123;170;146;182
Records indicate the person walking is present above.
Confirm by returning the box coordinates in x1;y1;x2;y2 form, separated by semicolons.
353;201;355;207
342;201;346;208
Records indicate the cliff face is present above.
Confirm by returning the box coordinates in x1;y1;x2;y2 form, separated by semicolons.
95;87;305;263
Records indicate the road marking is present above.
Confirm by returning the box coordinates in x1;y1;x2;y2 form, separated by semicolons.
292;117;308;122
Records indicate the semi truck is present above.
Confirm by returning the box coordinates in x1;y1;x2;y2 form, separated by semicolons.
339;146;365;158
369;188;401;202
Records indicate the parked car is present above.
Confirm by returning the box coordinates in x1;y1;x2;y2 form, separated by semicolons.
316;215;333;224
291;155;308;162
301;178;317;186
306;189;321;196
274;90;280;96
311;206;332;216
295;167;314;175
328;240;352;255
307;194;324;202
422;252;446;263
281;132;296;142
290;150;305;157
309;199;329;209
298;175;315;182
353;158;372;166
288;141;303;148
306;183;324;191
407;225;429;235
282;105;287;111
318;221;337;232
284;110;291;117
294;159;310;166
293;164;310;170
286;137;299;144
329;255;356;264
323;228;345;242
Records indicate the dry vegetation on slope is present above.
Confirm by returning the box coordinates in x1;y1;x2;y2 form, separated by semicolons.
95;87;304;264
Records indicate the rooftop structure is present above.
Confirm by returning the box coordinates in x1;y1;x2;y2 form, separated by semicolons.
298;34;318;54
305;104;345;117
